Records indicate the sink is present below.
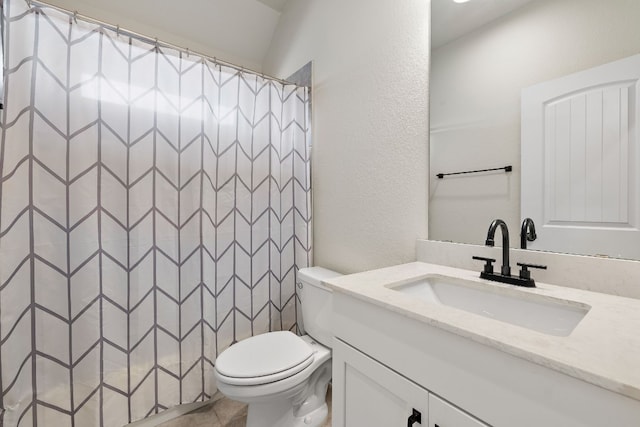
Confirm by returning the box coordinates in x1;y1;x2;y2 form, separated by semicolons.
389;275;590;337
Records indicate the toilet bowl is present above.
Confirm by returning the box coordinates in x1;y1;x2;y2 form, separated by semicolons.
214;267;341;427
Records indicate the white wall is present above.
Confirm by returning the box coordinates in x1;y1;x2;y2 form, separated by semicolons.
430;0;640;246
41;0;282;70
262;0;430;274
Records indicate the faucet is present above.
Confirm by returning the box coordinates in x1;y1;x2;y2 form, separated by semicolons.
472;218;547;287
485;219;511;276
520;218;537;249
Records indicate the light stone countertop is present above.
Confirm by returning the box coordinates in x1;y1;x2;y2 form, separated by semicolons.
323;262;640;402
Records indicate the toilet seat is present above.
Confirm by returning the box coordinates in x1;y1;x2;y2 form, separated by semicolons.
215;331;315;386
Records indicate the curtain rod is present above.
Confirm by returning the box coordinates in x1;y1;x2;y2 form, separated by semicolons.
24;0;305;88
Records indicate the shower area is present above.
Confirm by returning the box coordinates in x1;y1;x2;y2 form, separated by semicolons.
0;0;312;425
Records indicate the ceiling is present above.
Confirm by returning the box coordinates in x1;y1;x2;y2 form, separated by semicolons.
43;0;536;70
256;0;289;12
431;0;536;49
45;0;287;70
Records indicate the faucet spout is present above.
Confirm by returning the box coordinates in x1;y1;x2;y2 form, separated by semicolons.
485;219;510;276
520;218;537;249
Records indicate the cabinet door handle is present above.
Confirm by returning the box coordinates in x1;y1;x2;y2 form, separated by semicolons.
407;408;422;426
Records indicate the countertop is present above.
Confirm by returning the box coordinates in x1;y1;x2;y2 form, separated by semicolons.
323;262;640;402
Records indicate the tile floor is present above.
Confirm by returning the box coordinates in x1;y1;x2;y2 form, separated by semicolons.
158;387;332;427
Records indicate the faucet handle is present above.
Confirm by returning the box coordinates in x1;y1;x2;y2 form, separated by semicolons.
517;262;547;280
472;256;496;274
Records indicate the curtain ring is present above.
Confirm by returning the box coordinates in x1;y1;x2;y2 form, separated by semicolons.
73;10;78;24
186;48;190;57
116;25;120;37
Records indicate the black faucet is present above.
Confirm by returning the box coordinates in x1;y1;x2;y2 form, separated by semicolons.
472;218;547;287
520;218;537;249
485;219;511;276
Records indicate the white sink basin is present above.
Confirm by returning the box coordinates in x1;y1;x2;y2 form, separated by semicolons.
389;275;590;337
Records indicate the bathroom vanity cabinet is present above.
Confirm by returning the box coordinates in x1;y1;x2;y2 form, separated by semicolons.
333;338;487;427
327;264;640;427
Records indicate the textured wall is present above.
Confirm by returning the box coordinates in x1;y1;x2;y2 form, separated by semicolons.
263;0;430;274
429;0;640;246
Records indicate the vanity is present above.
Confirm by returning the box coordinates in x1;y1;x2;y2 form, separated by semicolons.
324;261;640;427
321;2;640;424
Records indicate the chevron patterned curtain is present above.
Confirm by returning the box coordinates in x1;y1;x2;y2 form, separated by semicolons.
0;1;311;426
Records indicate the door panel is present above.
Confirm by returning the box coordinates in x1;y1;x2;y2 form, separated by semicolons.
522;54;640;258
429;394;489;427
332;338;429;427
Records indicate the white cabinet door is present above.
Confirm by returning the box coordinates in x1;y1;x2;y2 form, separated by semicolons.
332;338;429;427
429;394;489;427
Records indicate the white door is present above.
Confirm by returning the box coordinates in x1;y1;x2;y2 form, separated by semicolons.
521;54;640;259
332;339;429;427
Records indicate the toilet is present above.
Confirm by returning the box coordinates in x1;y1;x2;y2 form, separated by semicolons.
214;267;342;427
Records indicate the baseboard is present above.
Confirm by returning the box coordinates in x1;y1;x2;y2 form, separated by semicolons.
125;397;219;427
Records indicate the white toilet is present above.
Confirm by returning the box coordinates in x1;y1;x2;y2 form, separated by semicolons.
214;267;342;427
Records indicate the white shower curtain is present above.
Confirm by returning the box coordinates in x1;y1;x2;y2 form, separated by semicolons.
0;1;311;426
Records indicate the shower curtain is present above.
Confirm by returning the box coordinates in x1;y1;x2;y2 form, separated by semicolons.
0;1;311;426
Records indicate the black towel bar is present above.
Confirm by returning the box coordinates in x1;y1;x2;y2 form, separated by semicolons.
436;165;512;179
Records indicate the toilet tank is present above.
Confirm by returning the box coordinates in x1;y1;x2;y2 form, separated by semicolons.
297;267;342;348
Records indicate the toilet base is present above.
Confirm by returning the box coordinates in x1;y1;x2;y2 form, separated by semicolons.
244;359;331;427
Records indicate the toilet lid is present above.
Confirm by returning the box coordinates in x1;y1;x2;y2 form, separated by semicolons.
215;331;314;382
